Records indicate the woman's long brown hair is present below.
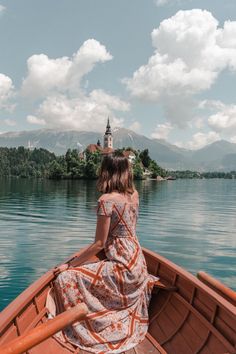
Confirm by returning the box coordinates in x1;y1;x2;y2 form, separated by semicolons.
97;151;135;194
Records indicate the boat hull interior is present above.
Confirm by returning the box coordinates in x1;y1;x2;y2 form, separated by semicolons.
0;248;235;354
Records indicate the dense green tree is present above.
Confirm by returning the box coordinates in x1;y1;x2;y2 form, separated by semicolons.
133;161;143;179
139;149;152;168
48;160;65;179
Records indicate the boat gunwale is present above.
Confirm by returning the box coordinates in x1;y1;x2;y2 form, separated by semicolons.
142;247;236;315
1;246;235;340
0;247;88;333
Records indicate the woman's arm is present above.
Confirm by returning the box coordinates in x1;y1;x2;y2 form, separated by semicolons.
67;214;111;268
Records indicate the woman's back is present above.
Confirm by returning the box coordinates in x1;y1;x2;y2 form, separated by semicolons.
97;190;139;240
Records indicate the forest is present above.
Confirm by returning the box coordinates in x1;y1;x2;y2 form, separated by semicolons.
0;146;166;179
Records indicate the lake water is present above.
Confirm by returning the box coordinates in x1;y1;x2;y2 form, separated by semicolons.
0;178;236;311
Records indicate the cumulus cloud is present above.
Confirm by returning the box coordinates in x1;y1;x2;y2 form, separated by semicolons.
0;4;6;14
0;73;14;110
23;39;130;131
27;90;128;131
176;131;220;150
155;0;191;6
27;115;46;125
155;0;169;6
128;121;141;133
22;39;112;98
4;119;16;126
230;136;236;144
151;122;173;139
124;9;236;127
208;104;236;134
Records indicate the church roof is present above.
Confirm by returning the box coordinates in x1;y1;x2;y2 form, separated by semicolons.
86;144;103;153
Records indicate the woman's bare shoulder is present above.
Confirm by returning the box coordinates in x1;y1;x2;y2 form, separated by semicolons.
98;193;114;202
131;189;139;203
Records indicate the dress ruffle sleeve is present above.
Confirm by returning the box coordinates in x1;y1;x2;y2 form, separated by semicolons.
96;199;114;217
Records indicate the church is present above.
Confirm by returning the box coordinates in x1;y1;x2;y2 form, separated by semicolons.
84;118;114;155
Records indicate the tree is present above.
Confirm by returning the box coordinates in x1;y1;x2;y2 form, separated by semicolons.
139;149;151;168
48;160;65;179
133;161;143;179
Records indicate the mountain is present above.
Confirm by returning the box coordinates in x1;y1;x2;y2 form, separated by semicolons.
0;128;236;171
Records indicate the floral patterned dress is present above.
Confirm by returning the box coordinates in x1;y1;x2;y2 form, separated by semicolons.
54;191;159;353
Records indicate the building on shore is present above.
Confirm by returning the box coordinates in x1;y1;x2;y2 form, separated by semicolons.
81;119;137;164
103;117;113;150
81;118;114;160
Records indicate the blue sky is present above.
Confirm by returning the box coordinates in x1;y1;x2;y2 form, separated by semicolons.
0;0;236;149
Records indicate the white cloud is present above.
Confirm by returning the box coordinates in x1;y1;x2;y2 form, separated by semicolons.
124;10;236;127
151;122;173;139
128;121;141;133
23;39;130;131
199;99;236;137
0;5;6;14
0;73;14;110
154;0;191;6
208;105;236;134
27;115;46;125
22;39;112;98
27;90;128;131
230;136;236;144
155;0;169;6
4;119;16;126
175;131;220;150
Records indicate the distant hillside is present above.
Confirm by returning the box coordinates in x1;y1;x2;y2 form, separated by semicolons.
1;128;236;171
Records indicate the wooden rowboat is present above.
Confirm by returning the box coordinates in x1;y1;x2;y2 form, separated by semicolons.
0;247;236;354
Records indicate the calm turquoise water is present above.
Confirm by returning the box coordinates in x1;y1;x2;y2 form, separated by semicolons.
0;178;236;311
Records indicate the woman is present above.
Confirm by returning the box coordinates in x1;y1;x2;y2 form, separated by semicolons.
53;152;159;353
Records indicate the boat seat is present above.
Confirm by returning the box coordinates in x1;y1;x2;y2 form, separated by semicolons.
153;279;177;293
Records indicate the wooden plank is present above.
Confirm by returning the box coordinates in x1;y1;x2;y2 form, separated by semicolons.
35;286;51;312
214;316;236;346
157;310;176;339
163;342;176;354
134;336;161;353
178;317;204;352
169;331;193;354
0;324;18;345
0;271;54;334
149;317;166;343
170;294;189;316
217;307;236;337
145;255;159;276
158;264;176;284
175;276;194;302
164;300;187;330
173;293;235;353
206;333;229;354
29;336;73;353
149;292;167;321
199;346;212;354
186;312;208;340
124;349;136;354
193;298;214;322
146;333;167;354
17;302;38;334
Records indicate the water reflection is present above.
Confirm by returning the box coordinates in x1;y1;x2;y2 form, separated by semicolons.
0;177;236;310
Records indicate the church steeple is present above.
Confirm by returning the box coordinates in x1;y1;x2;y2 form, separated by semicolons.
103;117;113;149
105;117;112;135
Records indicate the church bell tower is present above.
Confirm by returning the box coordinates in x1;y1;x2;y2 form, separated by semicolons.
103;117;113;149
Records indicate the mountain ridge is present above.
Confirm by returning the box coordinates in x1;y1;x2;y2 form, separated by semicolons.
0;128;236;171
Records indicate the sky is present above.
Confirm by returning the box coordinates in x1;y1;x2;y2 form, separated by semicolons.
0;0;236;149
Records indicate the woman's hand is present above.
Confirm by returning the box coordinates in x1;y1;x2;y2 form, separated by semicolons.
53;263;69;275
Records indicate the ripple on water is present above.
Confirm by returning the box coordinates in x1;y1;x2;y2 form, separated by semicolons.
0;178;236;310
